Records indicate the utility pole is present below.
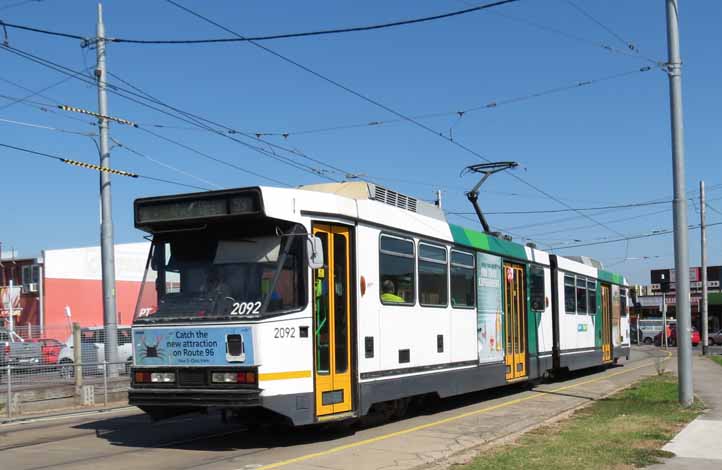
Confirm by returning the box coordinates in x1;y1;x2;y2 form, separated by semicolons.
700;180;708;355
665;0;693;407
95;3;119;372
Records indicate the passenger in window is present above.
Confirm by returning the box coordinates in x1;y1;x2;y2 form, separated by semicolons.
381;280;405;303
207;267;233;314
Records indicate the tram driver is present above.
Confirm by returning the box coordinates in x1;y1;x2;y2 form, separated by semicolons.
381;279;405;303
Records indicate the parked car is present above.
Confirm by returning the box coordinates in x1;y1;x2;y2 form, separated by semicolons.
57;326;133;377
638;319;666;345
0;328;43;369
654;324;700;347
28;338;65;364
707;329;722;346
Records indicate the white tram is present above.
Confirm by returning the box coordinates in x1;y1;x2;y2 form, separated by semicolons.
129;182;631;425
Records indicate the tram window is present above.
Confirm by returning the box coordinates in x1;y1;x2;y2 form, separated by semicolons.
379;234;415;305
620;288;628;317
529;265;545;311
576;277;587;314
587;280;597;315
564;275;576;313
418;243;448;307
333;233;348;374
450;250;474;308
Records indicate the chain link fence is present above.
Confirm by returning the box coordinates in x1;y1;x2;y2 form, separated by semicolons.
1;323;132;419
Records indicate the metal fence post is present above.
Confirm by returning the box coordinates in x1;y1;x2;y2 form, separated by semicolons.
73;322;82;390
6;364;11;420
103;361;108;407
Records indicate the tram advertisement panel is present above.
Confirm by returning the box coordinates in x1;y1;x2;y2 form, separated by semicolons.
133;326;255;366
477;252;504;364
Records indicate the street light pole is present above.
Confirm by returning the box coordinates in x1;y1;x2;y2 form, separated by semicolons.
700;180;708;355
665;0;693;407
95;3;119;372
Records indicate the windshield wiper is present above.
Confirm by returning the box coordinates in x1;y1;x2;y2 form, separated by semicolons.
259;225;303;316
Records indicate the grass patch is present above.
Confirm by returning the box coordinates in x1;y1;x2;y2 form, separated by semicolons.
709;356;722;367
456;374;702;470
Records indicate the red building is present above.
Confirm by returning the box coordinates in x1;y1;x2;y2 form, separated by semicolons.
0;243;151;340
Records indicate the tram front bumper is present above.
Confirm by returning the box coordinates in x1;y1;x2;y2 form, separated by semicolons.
128;387;262;408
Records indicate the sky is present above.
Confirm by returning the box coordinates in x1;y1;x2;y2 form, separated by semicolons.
0;0;720;285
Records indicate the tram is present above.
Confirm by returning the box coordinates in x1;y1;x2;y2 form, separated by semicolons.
129;182;630;425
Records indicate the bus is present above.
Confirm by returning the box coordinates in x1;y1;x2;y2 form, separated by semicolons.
129;182;630;425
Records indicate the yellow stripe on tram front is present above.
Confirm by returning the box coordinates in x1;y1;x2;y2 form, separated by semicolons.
259;370;312;381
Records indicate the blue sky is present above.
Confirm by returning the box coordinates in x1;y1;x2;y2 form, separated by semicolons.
1;0;720;284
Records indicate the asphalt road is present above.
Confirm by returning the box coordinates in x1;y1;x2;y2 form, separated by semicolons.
0;347;667;470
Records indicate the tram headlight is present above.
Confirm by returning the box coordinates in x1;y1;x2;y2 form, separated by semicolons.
210;371;256;384
150;372;176;383
212;372;238;383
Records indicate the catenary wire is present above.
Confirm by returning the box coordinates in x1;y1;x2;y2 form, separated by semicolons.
448;199;671;216
1;141;210;190
0;116;96;136
0;1;520;44
548;221;722;251
0;0;42;12
562;0;636;52
0;44;339;183
165;0;629;240
0;71;90;112
110;137;223;190
249;66;657;138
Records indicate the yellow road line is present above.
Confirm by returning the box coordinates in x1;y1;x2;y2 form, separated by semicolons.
259;370;312;381
250;352;671;470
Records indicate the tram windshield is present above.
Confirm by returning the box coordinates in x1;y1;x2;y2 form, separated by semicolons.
133;226;307;323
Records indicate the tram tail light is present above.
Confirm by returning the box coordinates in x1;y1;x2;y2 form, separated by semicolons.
134;371;151;383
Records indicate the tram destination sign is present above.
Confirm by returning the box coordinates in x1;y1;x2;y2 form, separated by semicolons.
134;188;262;228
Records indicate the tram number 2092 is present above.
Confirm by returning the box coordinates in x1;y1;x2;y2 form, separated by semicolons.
230;301;262;316
274;327;295;338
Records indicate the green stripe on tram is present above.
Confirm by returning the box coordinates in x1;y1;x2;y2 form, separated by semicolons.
597;269;625;285
449;224;529;260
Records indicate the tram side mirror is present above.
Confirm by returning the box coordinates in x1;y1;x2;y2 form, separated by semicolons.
307;236;324;269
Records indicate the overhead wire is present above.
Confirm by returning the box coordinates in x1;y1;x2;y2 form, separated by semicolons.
0;71;90;112
0;0;42;13
0;1;521;44
447;199;671;216
1;141;209;190
248;66;658;139
548;221;722;251
110;137;223;190
0;116;97;137
0;43;340;183
561;0;636;52
164;0;629;240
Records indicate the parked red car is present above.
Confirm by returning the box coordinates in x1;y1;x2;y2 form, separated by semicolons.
28;338;65;364
654;324;700;347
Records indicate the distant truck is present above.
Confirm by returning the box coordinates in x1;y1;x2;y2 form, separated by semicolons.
0;328;42;369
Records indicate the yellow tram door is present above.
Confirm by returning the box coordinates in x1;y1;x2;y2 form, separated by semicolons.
312;224;353;417
601;284;613;362
504;263;528;381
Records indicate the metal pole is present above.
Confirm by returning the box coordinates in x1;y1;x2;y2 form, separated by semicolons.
663;293;668;349
701;181;708;355
666;0;693;407
73;322;82;390
7;279;14;332
6;364;11;419
95;3;119;374
103;361;108;407
38;256;44;337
